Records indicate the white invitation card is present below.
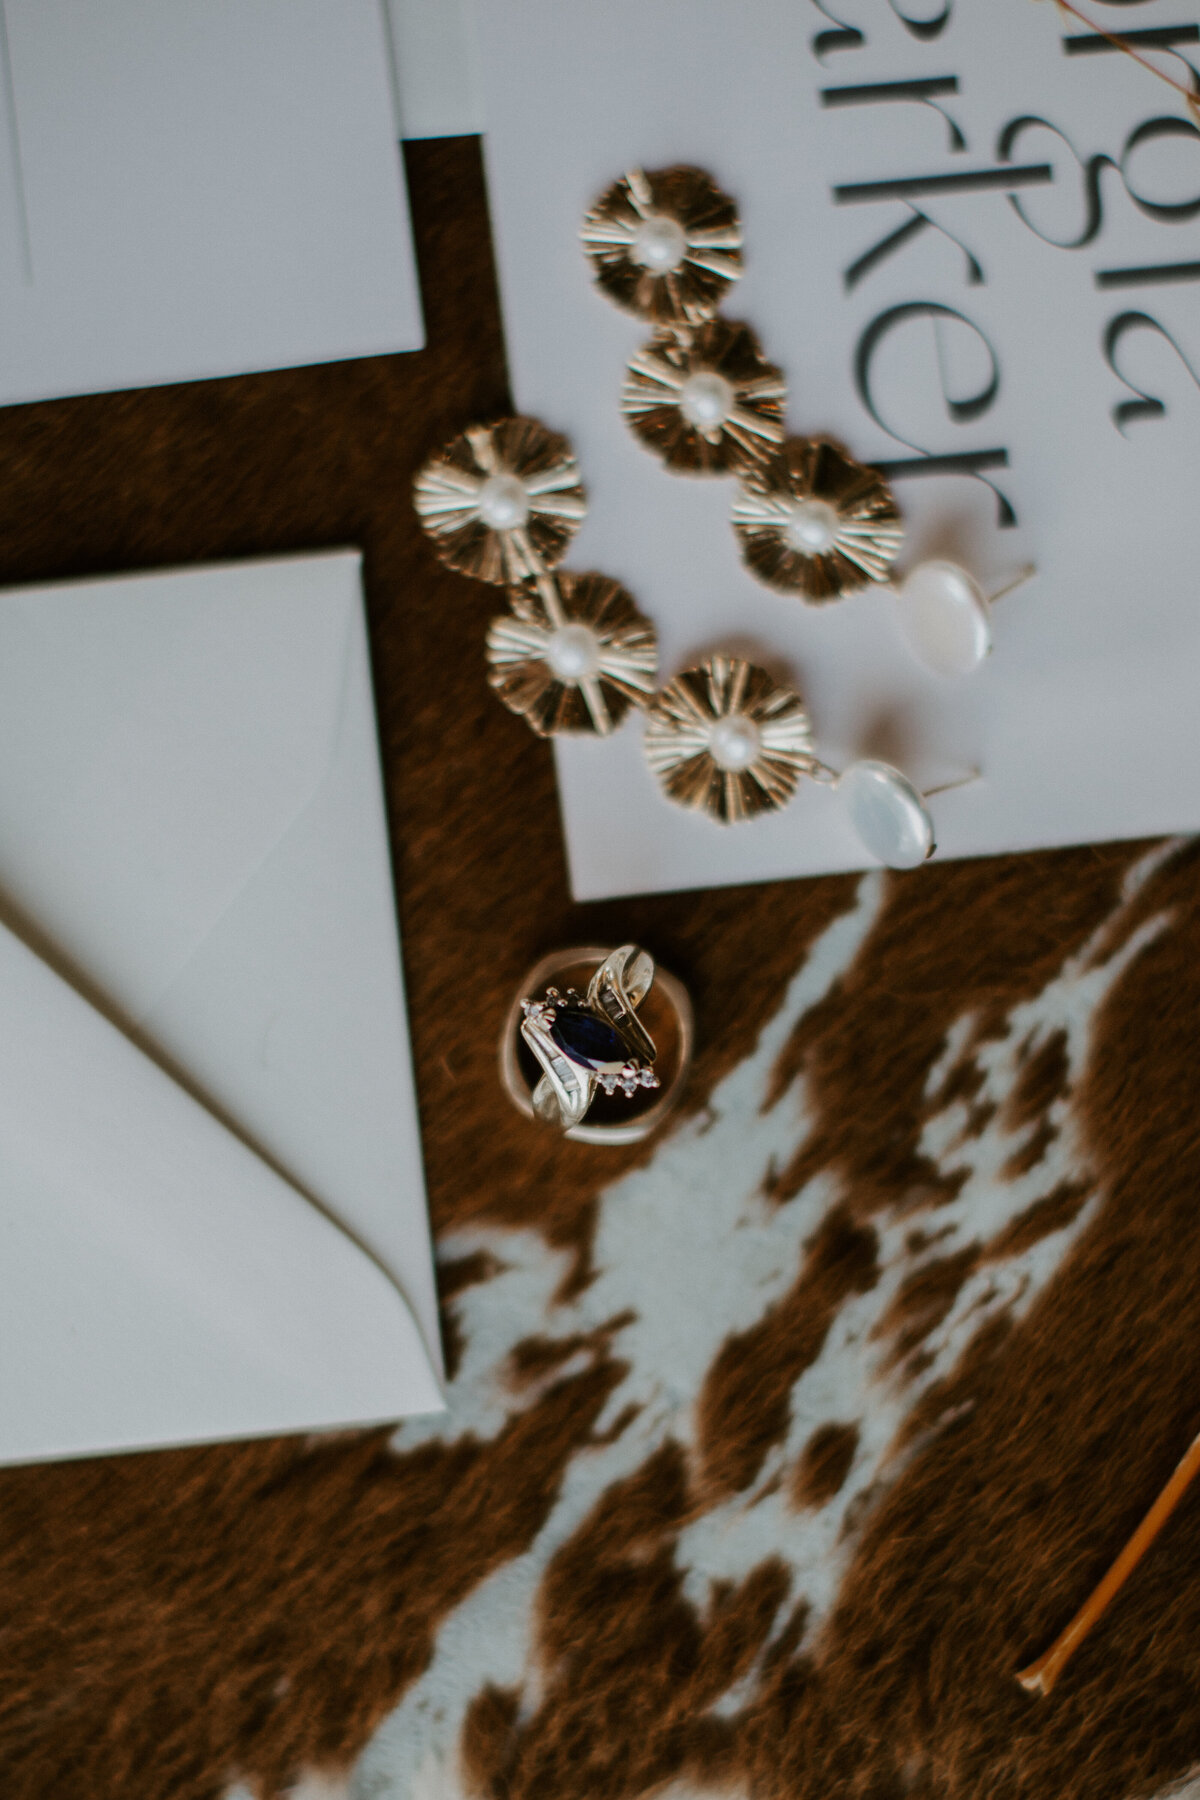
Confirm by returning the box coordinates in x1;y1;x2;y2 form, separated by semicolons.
477;0;1200;898
386;0;483;139
0;0;424;404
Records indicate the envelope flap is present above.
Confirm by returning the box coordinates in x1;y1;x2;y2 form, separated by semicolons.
139;588;444;1371
0;910;443;1465
0;553;355;1017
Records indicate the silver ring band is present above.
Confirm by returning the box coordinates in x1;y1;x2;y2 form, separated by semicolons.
499;944;693;1145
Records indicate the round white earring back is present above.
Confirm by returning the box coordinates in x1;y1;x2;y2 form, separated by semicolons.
893;560;1036;678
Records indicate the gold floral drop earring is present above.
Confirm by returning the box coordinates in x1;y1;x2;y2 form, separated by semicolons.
581;162;901;601
583;166;787;478
579;165;743;324
412;415;959;869
644;653;953;868
412;415;585;584
731;437;904;601
582;162;1033;673
413;417;658;737
622;317;787;476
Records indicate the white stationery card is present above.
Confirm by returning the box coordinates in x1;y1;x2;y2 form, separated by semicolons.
0;0;423;404
386;0;483;139
477;0;1200;899
0;551;444;1463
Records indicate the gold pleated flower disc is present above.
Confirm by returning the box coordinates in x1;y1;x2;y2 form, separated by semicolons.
487;571;658;738
413;416;586;586
621;318;786;475
732;438;904;602
645;655;815;824
580;165;742;326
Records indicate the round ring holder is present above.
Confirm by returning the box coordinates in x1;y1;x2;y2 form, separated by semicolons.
499;944;693;1145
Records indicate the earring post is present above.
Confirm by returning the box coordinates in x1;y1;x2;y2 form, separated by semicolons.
923;768;981;798
987;564;1037;605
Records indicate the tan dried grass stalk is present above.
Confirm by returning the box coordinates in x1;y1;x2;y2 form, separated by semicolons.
1017;1427;1200;1697
1043;0;1200;125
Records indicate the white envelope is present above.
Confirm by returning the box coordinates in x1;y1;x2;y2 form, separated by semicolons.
0;0;424;405
0;550;445;1465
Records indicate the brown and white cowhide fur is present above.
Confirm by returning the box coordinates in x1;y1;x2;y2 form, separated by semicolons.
4;140;1200;1800
247;840;1192;1800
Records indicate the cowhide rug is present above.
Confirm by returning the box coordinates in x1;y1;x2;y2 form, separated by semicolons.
3;141;1200;1800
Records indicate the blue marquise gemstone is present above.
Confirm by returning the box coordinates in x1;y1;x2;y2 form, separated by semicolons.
549;1005;629;1071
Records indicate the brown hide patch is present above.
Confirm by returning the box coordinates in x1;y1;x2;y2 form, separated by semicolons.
0;1363;622;1800
876;1244;980;1369
438;1250;506;1302
506;1312;635;1393
927;1044;988;1113
999;1031;1071;1176
465;1445;792;1800
461;1685;521;1798
697;1213;878;1500
1001;1115;1059;1179
905;1223;957;1256
439;1250;506;1382
961;1096;999;1143
1007;1029;1071;1129
892;1314;1012;1454
987;1181;1094;1260
731;840;1200;1800
763;851;1142;1219
793;1422;860;1509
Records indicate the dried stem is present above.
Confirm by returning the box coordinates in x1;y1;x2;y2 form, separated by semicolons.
1046;0;1200;116
1017;1425;1200;1697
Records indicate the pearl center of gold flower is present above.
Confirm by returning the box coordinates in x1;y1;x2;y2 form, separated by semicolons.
709;714;762;772
477;473;530;531
679;371;734;430
544;623;602;683
785;498;840;555
630;213;687;273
